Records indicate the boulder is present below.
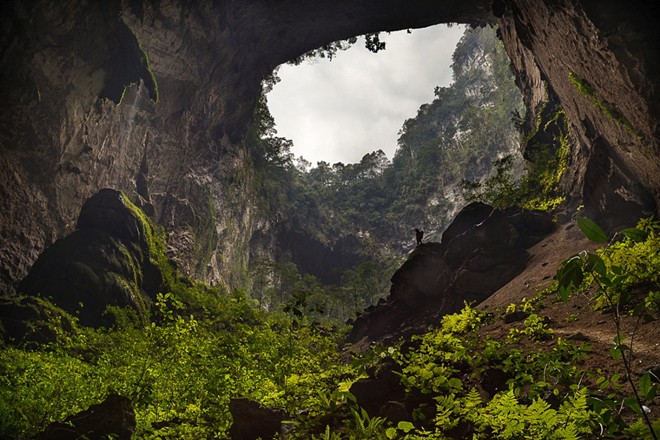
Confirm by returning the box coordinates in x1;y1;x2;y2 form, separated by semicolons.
346;203;554;345
37;394;135;440
350;359;407;419
0;295;76;345
77;188;154;253
228;398;287;440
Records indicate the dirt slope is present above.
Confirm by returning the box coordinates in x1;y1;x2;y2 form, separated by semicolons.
479;220;660;395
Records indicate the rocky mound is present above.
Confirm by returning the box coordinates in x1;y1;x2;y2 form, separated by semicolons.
346;202;554;345
16;189;165;327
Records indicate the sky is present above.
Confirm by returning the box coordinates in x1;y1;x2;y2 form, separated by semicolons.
266;24;466;166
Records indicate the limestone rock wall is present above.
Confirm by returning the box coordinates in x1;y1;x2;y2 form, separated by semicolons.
497;0;659;231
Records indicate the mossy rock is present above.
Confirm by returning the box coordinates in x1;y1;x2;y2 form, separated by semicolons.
19;189;167;327
0;295;76;346
77;188;157;260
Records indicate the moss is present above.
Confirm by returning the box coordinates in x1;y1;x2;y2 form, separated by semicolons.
117;81;137;105
117;192;171;279
520;101;570;211
117;192;220;308
137;42;159;103
568;72;640;138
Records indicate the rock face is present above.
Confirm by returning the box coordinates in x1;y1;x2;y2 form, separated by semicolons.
0;0;492;294
1;0;658;293
346;202;554;345
19;189;164;327
496;0;659;232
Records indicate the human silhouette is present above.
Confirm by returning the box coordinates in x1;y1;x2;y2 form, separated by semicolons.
415;228;424;245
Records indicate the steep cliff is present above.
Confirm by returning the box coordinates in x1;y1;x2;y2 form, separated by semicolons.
1;0;658;294
496;0;659;230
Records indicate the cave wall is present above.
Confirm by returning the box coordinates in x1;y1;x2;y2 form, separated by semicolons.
0;0;492;293
497;0;659;230
1;0;658;293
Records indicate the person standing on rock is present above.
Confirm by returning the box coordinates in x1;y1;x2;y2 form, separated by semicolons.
415;228;424;245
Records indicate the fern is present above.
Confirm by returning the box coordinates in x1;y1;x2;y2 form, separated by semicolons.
464;387;483;411
524;398;559;434
433;394;460;430
472;388;597;439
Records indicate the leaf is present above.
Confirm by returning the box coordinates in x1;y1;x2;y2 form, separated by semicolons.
343;390;357;404
639;373;657;400
385;427;397;439
576;217;609;243
397;421;414;433
557;255;584;299
623;397;643;415
448;377;463;391
582;252;607;277
622;227;646;242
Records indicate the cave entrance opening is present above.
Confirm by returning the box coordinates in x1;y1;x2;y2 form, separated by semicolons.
245;24;527;321
266;24;466;167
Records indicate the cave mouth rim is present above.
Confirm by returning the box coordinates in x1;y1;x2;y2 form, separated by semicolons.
264;24;473;167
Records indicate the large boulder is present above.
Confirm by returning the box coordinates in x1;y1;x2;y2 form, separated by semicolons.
37;394;136;440
228;398;287;440
18;189;164;327
346;202;555;345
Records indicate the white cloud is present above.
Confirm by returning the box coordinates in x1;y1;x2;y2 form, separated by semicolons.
267;24;466;166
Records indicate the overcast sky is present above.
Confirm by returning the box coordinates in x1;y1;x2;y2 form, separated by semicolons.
266;24;466;166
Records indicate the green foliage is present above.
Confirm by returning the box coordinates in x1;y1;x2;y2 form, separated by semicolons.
288;37;359;65
3;277;655;439
377;303;606;438
255;25;525;264
474;388;596;439
507;313;553;342
288;31;387;66
557;216;660;312
10;24;660;440
576;217;609;243
248;256;391;324
461;100;570;211
0;288;357;439
557;216;659;439
346;407;389;439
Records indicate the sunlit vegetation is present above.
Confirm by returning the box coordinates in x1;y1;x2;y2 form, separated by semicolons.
0;291;355;438
252;25;525;244
461;96;570;211
557;217;660;438
1;214;657;438
240;26;528;320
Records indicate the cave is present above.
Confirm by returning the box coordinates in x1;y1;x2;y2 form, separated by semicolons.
1;2;660;437
0;0;658;295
